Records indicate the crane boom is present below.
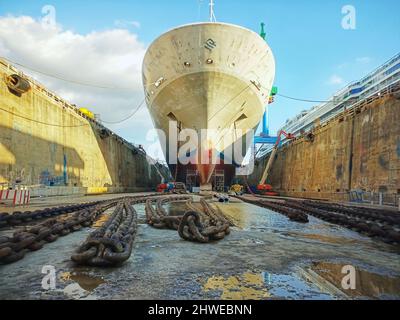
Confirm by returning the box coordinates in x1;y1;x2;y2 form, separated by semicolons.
259;130;295;185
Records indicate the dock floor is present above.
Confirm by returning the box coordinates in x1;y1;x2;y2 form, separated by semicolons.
0;193;399;300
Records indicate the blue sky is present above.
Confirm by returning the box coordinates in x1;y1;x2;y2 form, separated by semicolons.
1;0;399;146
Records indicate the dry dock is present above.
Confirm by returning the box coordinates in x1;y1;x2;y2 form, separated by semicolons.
0;193;399;300
1;54;399;301
0;58;169;197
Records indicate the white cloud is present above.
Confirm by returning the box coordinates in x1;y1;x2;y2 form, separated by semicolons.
356;56;371;64
114;20;141;29
0;15;164;159
327;74;344;85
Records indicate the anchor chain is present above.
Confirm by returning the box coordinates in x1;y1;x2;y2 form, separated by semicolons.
72;199;139;267
178;199;231;243
0;201;117;264
0;194;235;266
146;196;231;243
286;200;400;243
0;201;103;229
72;195;192;267
145;196;192;230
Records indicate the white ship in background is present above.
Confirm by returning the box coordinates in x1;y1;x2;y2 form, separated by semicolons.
142;1;275;189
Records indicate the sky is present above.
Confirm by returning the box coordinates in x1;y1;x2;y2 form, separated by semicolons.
0;0;399;161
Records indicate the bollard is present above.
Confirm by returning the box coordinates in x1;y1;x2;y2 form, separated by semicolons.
371;192;374;205
379;192;383;206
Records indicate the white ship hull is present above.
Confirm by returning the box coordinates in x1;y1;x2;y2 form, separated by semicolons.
142;22;275;184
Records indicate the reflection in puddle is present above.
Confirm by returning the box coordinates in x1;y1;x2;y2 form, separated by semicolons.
60;272;105;292
204;272;270;300
311;262;400;299
203;271;334;300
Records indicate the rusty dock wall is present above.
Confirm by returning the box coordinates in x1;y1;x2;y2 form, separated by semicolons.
0;58;167;196
247;91;400;202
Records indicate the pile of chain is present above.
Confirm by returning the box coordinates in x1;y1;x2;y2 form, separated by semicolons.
72;199;139;267
236;196;309;223
238;195;400;244
0;202;102;229
146;196;231;243
0;201;117;264
178;199;231;243
145;196;191;230
286;200;400;244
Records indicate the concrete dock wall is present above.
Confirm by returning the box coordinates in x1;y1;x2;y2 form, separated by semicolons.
0;59;167;196
247;93;400;201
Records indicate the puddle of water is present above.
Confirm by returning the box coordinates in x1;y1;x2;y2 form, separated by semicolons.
311;261;400;299
203;272;271;300
60;272;105;292
203;271;334;300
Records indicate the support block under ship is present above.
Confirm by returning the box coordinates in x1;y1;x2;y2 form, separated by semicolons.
142;22;275;191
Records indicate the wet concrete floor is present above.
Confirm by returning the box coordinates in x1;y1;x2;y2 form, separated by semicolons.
0;194;399;300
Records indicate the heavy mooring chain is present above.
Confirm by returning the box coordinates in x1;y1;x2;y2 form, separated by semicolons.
72;195;192;267
145;196;231;243
72;199;139;267
178;199;231;243
0;194;235;266
0;201;103;229
0;193;162;230
286;200;400;243
0;201;117;264
300;200;400;226
145;196;192;230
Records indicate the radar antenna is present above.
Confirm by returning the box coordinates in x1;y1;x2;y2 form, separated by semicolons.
209;0;217;22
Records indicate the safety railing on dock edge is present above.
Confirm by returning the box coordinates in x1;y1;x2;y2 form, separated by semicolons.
349;190;400;209
0;183;31;206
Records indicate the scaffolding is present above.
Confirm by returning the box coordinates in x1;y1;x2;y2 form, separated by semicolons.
186;169;199;192
213;170;225;192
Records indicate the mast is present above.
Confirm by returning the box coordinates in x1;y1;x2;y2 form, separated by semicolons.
209;0;216;22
